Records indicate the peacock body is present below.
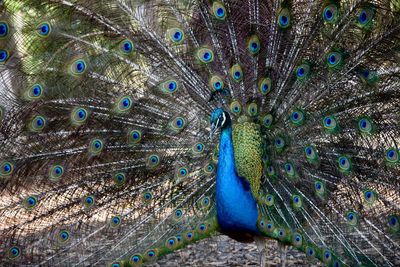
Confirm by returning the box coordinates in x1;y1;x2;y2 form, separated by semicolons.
0;0;400;266
213;109;260;240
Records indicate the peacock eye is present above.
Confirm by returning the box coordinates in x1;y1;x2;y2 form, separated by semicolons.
261;114;272;128
147;154;160;168
326;51;344;70
0;161;14;176
89;139;104;156
30;115;46;131
210;75;224;91
176;118;183;127
27;84;44;100
58;230;71;243
328;53;337;64
212;2;227;20
144;192;153;201
357;7;374;28
176;167;188;179
280;15;288;25
247;35;260;55
131;254;143;264
338;155;351;172
160;79;179;94
145;249;157;260
266;165;275;176
363;189;377;205
204;163;214;174
174;209;183;220
298;67;305;76
168;81;177;91
315;181;322;190
167;28;184;43
247;103;258;116
197;48;214;63
170;116;186;132
295;62;311;80
198;223;207;232
120;39;134;54
8;246;20;259
358;118;373;134
274;136;285;151
230;100;242;115
115;96;133;113
314;180;326;199
70;59;87;76
323;250;332;263
132;132;139;139
165;236;178;249
387;215;399;232
128;129;142;144
0;49;9;63
292;194;302;208
0;21;9;38
385;148;399;164
323;4;338;23
324;8;333;20
304;145;319;163
110;215;122;227
37;22;51;37
292;233;302;247
86;196;93;204
290;110;305;125
82;196;95;209
277;8;291;28
113;172;126;186
147;250;155;257
193;142;205;154
346;211;359;226
259;77;272;95
265;194;274;206
49;165;64;181
24;196;38;209
278;229;286;239
285;162;295;177
323;115;339;133
71;107;89;125
230;64;243;82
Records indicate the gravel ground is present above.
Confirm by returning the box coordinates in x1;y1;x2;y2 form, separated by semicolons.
148;235;322;267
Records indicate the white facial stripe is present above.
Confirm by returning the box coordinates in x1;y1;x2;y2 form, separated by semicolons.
221;112;226;127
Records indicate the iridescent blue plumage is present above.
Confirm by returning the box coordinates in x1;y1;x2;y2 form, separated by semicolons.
211;109;260;238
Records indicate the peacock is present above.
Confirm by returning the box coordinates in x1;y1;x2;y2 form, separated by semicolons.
0;0;399;266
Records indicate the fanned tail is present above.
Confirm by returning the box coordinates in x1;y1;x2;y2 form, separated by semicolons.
0;0;399;266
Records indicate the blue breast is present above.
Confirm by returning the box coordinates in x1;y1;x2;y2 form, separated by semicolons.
216;124;260;236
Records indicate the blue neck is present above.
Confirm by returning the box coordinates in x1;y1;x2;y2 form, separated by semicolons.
216;124;260;236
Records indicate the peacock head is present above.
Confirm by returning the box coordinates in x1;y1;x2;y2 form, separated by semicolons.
210;108;231;138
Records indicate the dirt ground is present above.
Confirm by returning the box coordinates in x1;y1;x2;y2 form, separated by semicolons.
147;235;322;267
